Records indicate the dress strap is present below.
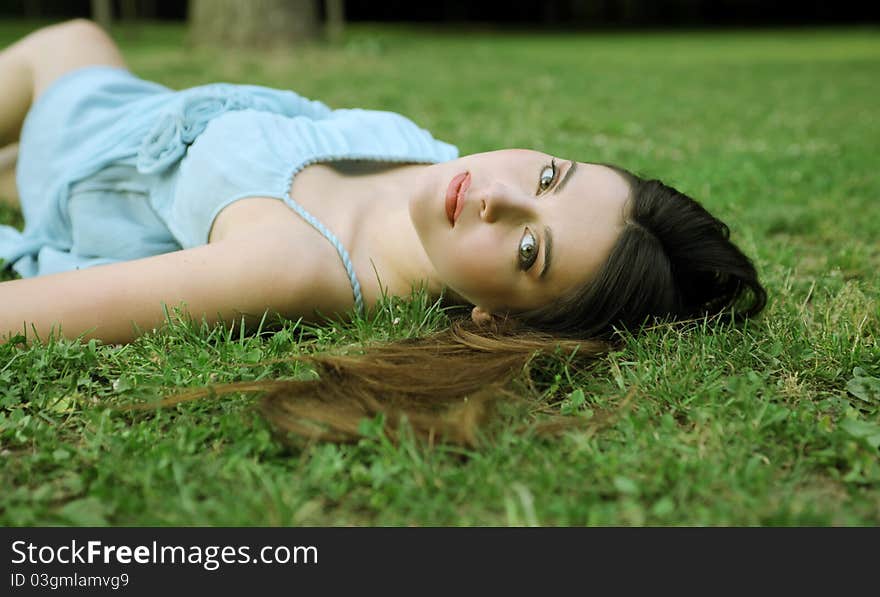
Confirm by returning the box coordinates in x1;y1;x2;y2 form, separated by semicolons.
280;195;365;319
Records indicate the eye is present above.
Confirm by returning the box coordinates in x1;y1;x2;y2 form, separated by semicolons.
537;159;558;193
518;228;539;271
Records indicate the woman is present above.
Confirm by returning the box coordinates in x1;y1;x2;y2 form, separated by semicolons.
0;21;766;444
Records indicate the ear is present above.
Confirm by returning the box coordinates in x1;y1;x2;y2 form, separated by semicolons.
470;306;497;327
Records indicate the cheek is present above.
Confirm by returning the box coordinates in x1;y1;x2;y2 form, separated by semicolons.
445;233;511;292
455;259;500;286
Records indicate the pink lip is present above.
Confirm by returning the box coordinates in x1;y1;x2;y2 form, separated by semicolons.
445;172;471;227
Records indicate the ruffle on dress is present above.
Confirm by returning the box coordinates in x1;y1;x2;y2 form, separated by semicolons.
135;87;253;174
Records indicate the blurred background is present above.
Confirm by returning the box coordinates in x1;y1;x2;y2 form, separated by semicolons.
0;1;877;47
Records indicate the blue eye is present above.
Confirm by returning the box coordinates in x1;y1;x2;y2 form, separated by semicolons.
538;159;557;192
519;228;538;270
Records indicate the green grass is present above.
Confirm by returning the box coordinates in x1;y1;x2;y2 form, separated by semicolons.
1;20;878;526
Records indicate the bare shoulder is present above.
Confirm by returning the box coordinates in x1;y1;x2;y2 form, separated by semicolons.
239;232;358;324
209;196;360;320
210;196;357;305
208;197;303;244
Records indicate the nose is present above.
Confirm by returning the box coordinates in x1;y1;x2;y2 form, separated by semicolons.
478;182;536;223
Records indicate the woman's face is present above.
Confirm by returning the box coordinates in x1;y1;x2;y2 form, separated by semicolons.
409;149;631;316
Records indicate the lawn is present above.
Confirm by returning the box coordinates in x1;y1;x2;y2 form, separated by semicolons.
0;20;878;525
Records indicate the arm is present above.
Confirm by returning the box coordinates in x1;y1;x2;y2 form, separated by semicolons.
0;237;349;346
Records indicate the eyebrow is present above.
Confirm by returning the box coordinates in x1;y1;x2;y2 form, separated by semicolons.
538;160;574;280
539;225;553;279
553;160;577;195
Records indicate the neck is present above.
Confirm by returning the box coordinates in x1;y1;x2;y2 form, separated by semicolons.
350;162;447;304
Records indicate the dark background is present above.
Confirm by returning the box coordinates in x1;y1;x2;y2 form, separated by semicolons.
0;0;878;27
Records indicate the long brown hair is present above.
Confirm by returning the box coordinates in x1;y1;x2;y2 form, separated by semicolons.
514;165;767;337
138;315;613;447
140;165;767;447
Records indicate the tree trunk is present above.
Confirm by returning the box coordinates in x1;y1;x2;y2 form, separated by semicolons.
91;0;113;30
325;0;345;43
188;0;320;49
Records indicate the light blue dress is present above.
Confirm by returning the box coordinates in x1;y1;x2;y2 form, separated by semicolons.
0;66;459;316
